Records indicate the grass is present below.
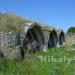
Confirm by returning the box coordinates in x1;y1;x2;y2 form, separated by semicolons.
0;46;75;75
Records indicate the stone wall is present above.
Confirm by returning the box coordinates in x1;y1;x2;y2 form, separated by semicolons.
0;32;18;49
0;32;22;59
0;23;66;59
65;33;75;45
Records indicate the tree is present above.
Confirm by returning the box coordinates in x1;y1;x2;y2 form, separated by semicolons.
67;27;75;33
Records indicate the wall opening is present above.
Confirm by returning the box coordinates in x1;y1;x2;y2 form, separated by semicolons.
48;30;58;48
23;25;44;53
59;31;65;45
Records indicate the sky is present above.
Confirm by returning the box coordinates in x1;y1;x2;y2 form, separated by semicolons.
0;0;75;32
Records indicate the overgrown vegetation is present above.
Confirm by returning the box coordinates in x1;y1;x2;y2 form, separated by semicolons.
0;13;53;32
0;47;75;75
0;13;32;32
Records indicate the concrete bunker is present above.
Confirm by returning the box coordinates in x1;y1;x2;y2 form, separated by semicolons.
59;31;65;45
48;30;58;48
23;23;44;53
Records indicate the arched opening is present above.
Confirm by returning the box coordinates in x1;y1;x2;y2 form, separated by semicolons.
23;24;44;53
59;31;65;45
48;30;58;48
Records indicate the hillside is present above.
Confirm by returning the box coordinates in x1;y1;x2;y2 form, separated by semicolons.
0;13;32;32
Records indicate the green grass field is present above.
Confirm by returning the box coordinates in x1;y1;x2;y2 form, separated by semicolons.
0;46;75;75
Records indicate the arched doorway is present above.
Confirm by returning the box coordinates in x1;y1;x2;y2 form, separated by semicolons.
48;30;58;48
23;24;44;53
59;31;65;45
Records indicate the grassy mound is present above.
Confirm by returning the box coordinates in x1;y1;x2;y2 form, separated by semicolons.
0;13;32;32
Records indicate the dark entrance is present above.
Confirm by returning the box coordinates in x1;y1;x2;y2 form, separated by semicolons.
48;30;58;48
23;25;44;53
59;32;65;45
